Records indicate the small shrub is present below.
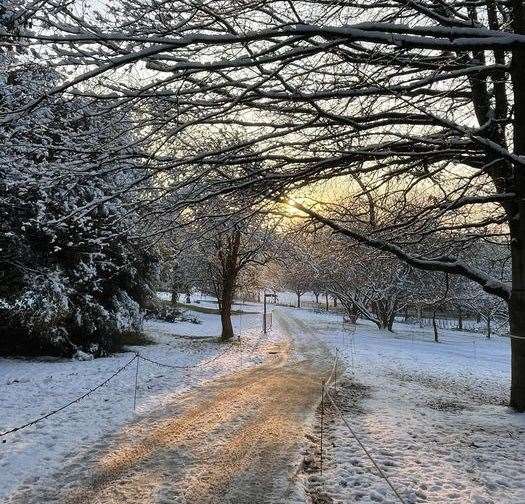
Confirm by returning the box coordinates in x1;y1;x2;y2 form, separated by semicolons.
145;302;201;324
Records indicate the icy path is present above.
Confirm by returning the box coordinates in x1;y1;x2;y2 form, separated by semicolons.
4;310;334;504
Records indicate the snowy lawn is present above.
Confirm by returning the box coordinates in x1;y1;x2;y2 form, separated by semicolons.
294;308;525;504
0;306;271;501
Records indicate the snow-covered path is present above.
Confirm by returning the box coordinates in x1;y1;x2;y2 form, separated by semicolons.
3;303;524;503
0;305;273;501
4;309;334;504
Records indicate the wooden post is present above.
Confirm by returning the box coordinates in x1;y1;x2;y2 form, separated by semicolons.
334;349;338;390
320;381;324;475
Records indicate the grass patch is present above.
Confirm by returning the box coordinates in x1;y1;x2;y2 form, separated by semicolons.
121;331;156;347
177;302;258;316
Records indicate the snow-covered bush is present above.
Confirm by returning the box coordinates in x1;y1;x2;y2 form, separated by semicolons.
144;303;201;324
0;57;157;357
0;271;75;355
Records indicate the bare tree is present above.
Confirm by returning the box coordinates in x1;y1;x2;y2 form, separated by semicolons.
9;0;525;408
278;238;314;308
185;206;275;340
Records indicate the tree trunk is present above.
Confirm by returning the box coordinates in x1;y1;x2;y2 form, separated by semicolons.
432;310;439;343
220;307;234;340
220;280;235;340
333;297;337;307
388;312;396;332
486;315;492;339
371;300;396;332
296;291;301;308
185;292;191;304
342;300;359;324
509;291;525;410
350;302;359;324
314;292;319;303
458;308;463;330
171;276;179;306
509;0;525;410
325;292;329;311
215;229;241;342
218;259;238;341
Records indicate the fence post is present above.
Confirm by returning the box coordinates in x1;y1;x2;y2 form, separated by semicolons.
320;381;325;475
334;348;338;390
351;331;356;370
133;354;140;413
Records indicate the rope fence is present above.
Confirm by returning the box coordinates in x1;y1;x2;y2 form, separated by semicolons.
413;316;509;336
4;316;408;504
137;341;235;371
0;334;248;439
320;348;408;504
0;354;139;438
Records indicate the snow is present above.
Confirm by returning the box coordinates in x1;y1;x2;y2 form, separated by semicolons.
291;307;525;504
276;291;320;305
2;300;523;503
0;302;272;501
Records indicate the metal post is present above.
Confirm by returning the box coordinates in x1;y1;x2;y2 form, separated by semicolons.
238;293;242;341
263;292;267;333
133;354;140;413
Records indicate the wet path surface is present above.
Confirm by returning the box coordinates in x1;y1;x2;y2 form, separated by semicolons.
7;310;334;504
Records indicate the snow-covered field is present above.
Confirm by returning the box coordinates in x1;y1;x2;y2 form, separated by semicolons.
292;308;525;504
2;298;523;503
276;291;318;305
0;304;270;501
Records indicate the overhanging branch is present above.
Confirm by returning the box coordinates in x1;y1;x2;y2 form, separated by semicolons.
291;200;511;301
